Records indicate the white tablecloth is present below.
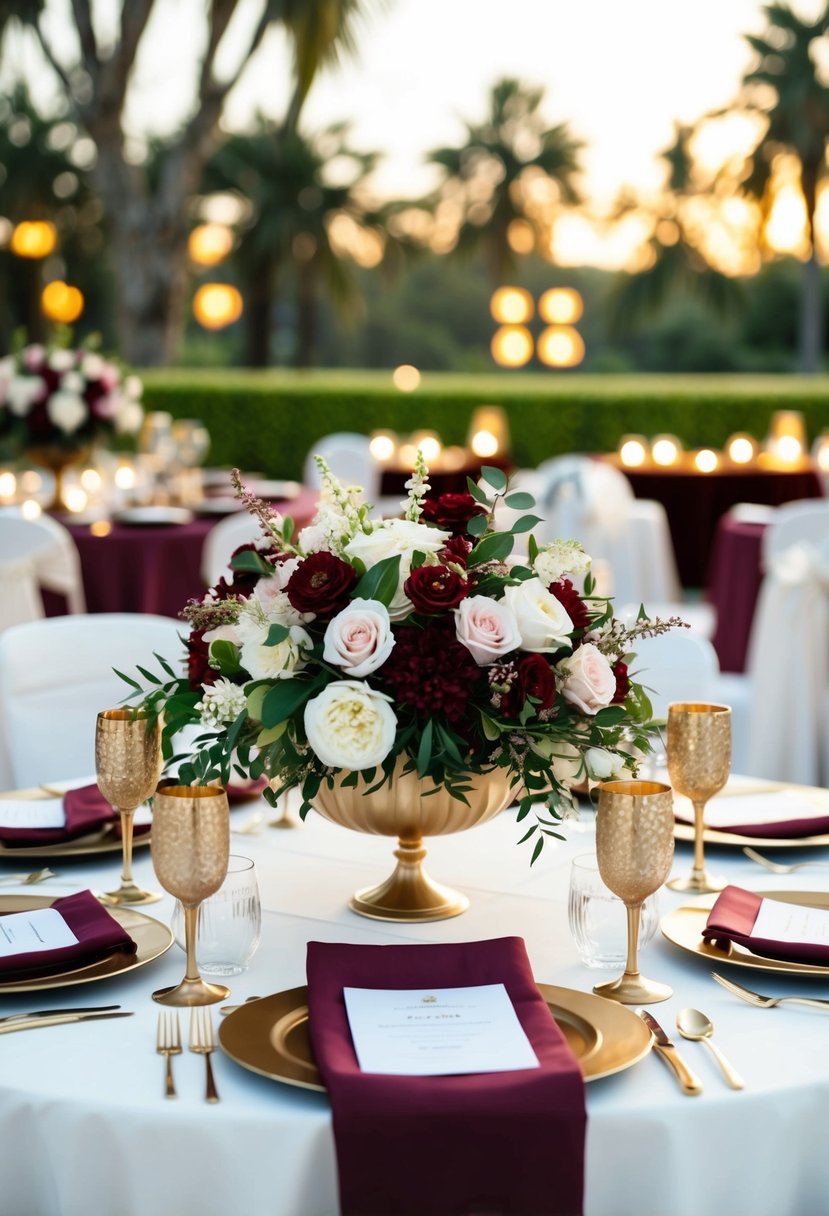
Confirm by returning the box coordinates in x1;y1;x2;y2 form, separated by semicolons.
1;783;829;1216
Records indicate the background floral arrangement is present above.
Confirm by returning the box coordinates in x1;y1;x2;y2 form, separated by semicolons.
128;455;676;860
0;335;144;454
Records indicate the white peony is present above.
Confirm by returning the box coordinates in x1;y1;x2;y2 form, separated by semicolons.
239;621;312;681
345;518;450;622
47;391;87;434
323;599;395;677
502;578;574;653
454;594;522;666
533;540;592;586
6;376;43;415
304;679;397;770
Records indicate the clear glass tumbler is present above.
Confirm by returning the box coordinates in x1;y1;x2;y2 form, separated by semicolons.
172;855;261;976
568;852;659;969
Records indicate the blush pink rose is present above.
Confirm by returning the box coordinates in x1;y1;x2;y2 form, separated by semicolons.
454;595;522;666
558;643;616;714
322;599;395;677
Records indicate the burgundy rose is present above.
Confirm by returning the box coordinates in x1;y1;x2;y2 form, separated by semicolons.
404;563;468;614
379;622;483;724
186;630;215;689
420;492;487;536
612;660;630;704
498;654;557;718
550;578;590;631
439;534;473;567
286;551;357;619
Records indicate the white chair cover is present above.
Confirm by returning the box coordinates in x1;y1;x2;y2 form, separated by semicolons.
742;541;829;785
630;630;721;722
0;512;86;617
0;613;184;790
762;500;829;568
0;553;44;638
303;433;379;502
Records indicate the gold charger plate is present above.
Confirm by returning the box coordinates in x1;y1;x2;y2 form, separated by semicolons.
0;787;151;860
0;894;173;993
218;983;652;1091
661;889;829;977
674;822;829;851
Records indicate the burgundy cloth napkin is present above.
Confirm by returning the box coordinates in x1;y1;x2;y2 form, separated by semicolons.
0;889;136;978
703;885;829;965
0;785;151;847
709;812;829;840
306;936;587;1216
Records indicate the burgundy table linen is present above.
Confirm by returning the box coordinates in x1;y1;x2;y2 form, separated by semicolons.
0;784;145;846
306;936;587;1216
707;518;767;673
703;885;829;965
0;888;136;978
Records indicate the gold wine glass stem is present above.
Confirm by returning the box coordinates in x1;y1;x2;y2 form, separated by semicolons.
118;807;136;886
692;799;707;880
183;904;201;985
623;903;642;982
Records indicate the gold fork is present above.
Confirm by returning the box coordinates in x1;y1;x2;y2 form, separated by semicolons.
711;971;829;1011
189;1006;220;1103
0;868;56;885
156;1009;181;1098
741;846;829;875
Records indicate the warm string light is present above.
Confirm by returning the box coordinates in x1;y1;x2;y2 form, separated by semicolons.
489;287;585;367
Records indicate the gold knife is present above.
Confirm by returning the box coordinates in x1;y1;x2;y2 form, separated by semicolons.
638;1010;703;1095
0;1011;133;1035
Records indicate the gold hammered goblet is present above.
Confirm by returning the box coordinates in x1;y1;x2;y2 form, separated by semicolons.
666;703;732;894
96;709;163;906
151;784;231;1006
593;780;675;1005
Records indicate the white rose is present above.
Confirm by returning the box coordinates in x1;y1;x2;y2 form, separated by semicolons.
304;679;397;770
47;391;87;434
502;578;574;653
239;622;312;681
559;643;616;714
114;400;143;434
6;376;42;415
584;747;625;781
533;540;592;586
345;518;450;622
323;599;395;677
61;371;84;394
530;739;584;788
81;353;105;380
454;595;521;666
48;350;75;372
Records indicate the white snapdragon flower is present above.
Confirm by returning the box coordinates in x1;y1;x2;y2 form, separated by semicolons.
196;678;248;728
304;680;397;770
533;540;592;586
6;376;43;415
47;391;87;434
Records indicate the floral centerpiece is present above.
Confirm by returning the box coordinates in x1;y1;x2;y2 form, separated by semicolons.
127;455;678;904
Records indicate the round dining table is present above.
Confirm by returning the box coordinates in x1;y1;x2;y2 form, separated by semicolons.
0;778;828;1216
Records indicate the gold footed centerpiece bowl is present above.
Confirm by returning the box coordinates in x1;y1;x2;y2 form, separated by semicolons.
593;780;675;1005
151;784;231;1006
310;760;517;923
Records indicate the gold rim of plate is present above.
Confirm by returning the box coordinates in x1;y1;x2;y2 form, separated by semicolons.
673;822;829;851
0;894;173;993
0;786;152;859
218;983;652;1091
661;889;829;977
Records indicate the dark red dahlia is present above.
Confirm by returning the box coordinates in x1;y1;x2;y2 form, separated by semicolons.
404;563;468;614
420;492;487;536
496;654;557;718
286;551;356;619
378;622;482;724
612;660;630;704
549;578;590;630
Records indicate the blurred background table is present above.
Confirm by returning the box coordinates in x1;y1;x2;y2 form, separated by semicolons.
707;514;768;673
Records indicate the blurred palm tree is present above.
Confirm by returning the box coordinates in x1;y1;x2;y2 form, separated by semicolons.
738;2;829;372
427;77;583;280
608;123;744;336
203;120;379;366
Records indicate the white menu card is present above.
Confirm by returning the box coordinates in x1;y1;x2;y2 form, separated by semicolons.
0;798;65;830
753;899;829;948
0;908;79;957
343;983;540;1076
674;789;829;830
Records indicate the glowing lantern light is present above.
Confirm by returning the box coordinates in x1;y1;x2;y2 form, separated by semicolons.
21;499;42;520
467;405;510;458
651;435;682;467
694;448;720;474
193;284;243;330
726;433;758;465
471;430;499;458
369;431;397;462
412;431;442;464
11;220;57;259
618;435;648;468
537;325;585;368
188;223;234;267
813;430;829;473
392;365;421;392
490;287;534;325
491;325;533;368
766;410;807;465
0;471;16;500
41;281;84;323
538;287;584;325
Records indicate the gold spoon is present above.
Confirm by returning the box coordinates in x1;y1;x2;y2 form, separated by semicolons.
676;1008;745;1089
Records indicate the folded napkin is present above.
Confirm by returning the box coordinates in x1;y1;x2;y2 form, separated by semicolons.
0;889;136;979
0;786;151;847
307;936;586;1216
675;790;829;840
703;885;829;965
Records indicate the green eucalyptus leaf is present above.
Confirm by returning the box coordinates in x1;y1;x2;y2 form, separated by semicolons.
466;513;488;537
504;491;535;509
468;531;514;567
480;465;507;492
262;678;319;728
230;549;274;576
510;514;544;535
353;554;401;607
265;623;291;646
466;477;490;504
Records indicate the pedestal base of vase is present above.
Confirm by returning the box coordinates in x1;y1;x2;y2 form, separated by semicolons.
152;977;230;1006
99;883;162;906
666;869;727;895
349;837;468;922
593;973;672;1005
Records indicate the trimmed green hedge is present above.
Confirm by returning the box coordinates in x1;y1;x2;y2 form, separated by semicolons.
139;370;829;478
